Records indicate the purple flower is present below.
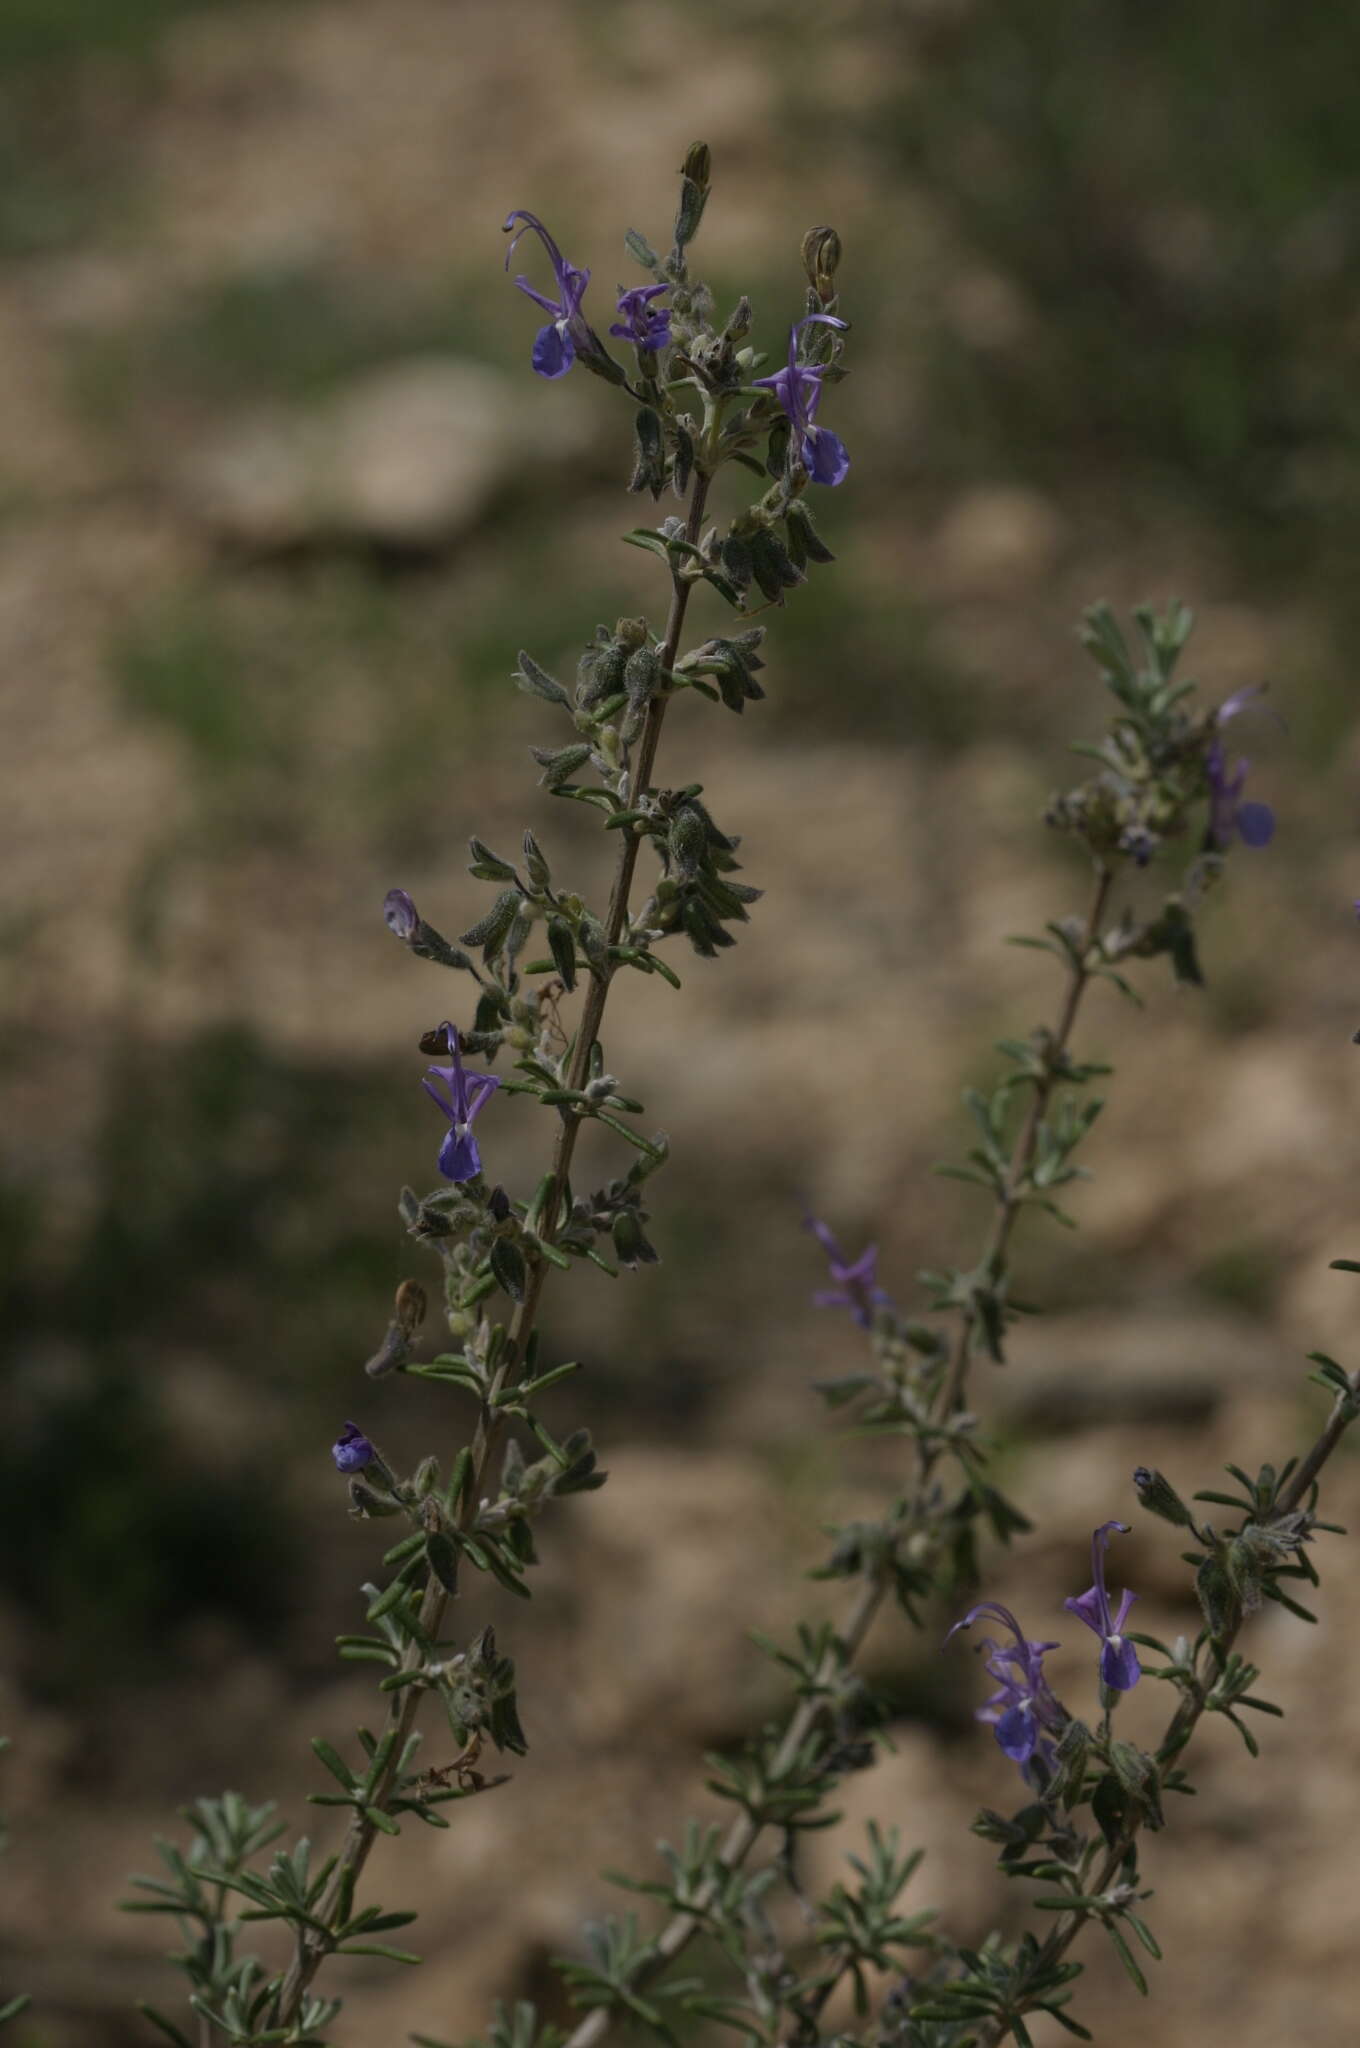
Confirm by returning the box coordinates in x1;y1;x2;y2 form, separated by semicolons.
610;283;673;352
1065;1520;1141;1692
503;209;592;379
947;1600;1065;1770
1217;684;1267;725
1204;738;1275;849
805;1214;892;1328
1119;824;1157;868
423;1022;501;1182
384;888;420;942
753;313;850;486
332;1422;374;1474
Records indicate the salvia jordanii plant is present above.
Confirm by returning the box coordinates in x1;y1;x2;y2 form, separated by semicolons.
114;147;1360;2048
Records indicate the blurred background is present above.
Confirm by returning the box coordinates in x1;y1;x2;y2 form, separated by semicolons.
3;1;1360;2042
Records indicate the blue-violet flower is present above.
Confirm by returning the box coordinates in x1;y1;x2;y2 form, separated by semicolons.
1204;738;1275;850
503;209;592;379
384;888;420;942
610;283;672;352
805;1214;892;1328
1065;1519;1141;1692
753;313;849;486
947;1600;1065;1769
332;1422;375;1474
423;1022;501;1183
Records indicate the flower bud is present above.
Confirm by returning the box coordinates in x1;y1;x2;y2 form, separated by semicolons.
611;1208;659;1268
673;142;711;253
332;1421;375;1473
363;1321;410;1378
384;888;420;941
801;224;842;304
722;295;754;343
668;805;707;879
348;1477;401;1519
395;1279;427;1335
1132;1465;1194;1528
681;140;711;189
384;889;475;972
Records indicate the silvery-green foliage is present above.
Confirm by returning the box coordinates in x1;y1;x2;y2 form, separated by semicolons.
120;148;1358;2048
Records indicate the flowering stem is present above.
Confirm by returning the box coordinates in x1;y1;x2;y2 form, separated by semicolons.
936;859;1114;1424
973;1379;1360;2048
561;861;1118;2048
272;474;714;2029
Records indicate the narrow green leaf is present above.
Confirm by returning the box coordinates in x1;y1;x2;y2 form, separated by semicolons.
1104;1921;1149;1995
135;2007;192;2048
311;1739;356;1791
336;1941;421;1962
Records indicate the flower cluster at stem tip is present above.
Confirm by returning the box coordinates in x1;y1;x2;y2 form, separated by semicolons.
503;206;849;482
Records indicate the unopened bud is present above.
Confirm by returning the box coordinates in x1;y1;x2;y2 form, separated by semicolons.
364;1322;411;1379
395;1279;427;1335
611;1208;659;1268
348;1477;401;1519
681;140;711;189
384;888;420;941
722;295;753;343
668;806;707;879
801;225;842;303
673;142;711;252
1132;1465;1194;1528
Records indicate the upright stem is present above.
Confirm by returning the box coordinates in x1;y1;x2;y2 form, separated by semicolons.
274;474;711;2028
973;1378;1360;2048
934;861;1113;1423
562;861;1116;2048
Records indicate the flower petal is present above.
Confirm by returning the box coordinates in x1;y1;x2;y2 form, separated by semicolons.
463;1073;503;1120
1100;1635;1141;1692
805;426;850;486
1236;800;1275;847
531;321;575;379
438;1127;483;1182
1063;1585;1104;1636
994;1702;1039;1762
422;1074;455;1121
803;1213;844;1262
514;276;564;316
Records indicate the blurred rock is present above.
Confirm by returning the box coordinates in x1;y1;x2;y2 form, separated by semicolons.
175;356;592;549
999;1308;1281;1430
931;485;1065;595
